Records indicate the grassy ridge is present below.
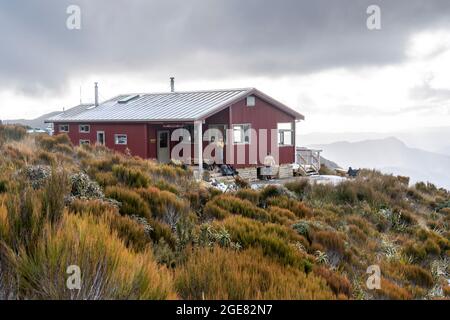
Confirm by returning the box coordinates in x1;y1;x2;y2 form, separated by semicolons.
0;126;449;300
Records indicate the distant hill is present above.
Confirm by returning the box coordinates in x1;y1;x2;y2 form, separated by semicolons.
4;111;61;129
299;126;450;156
311;137;450;189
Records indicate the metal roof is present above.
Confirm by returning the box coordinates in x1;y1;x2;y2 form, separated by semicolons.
46;88;304;123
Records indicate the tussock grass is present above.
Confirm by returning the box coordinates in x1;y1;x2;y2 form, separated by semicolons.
176;247;334;300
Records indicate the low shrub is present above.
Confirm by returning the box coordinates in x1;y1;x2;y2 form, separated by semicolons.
147;218;177;249
268;206;297;225
112;164;150;188
266;196;312;218
36;133;72;151
285;179;311;199
402;265;434;288
313;266;352;298
347;225;368;244
423;239;441;256
0;125;27;141
4;213;175;299
35;151;57;165
236;188;260;204
202;201;230;220
260;185;283;200
94;172;118;188
217;216;311;271
138;187;190;224
42;168;70;224
175;247;334;299
312;231;346;257
373;278;412;300
70;172;104;199
105;186;150;219
68;198;119;216
211;195;270;222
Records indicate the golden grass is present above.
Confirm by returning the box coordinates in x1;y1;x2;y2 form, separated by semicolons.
175;246;334;300
5;212;176;299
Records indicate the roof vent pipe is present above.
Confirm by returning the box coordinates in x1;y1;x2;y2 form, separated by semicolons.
170;77;175;93
94;82;99;107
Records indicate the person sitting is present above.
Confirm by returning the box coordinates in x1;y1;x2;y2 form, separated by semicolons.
347;167;360;177
263;153;277;180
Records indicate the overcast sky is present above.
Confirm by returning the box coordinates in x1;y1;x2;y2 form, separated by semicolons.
0;0;449;133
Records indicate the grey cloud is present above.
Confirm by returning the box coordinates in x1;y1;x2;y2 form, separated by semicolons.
1;0;450;94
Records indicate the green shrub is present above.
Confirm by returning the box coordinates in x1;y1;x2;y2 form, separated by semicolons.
36;133;72;151
285;179;311;199
4;213;175;299
41;169;70;224
268;206;297;225
176;247;334;299
236;188;260;204
112;164;150;188
0;125;27;141
68;198;118;216
138;187;190;221
260;185;283;200
94;172;118;188
217;216;311;271
203;201;230;220
266;196;312;218
105;186;151;219
211;195;270;222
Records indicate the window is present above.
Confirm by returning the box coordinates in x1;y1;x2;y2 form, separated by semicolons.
96;131;105;145
59;124;69;132
278;122;294;146
79;124;90;133
159;131;168;148
206;124;227;143
233;124;251;144
114;134;127;145
246;95;256;107
79;139;90;146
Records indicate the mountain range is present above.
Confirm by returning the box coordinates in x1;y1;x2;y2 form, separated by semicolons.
3;111;61;129
311;137;450;189
299;126;450;157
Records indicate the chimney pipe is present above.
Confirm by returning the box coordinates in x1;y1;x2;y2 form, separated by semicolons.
170;77;175;93
94;82;99;107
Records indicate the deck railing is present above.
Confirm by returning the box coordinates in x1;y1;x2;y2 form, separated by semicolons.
296;147;322;175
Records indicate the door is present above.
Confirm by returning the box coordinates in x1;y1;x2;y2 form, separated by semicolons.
157;130;170;163
96;131;105;145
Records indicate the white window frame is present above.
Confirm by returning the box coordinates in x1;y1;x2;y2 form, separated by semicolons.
278;122;294;146
79;139;90;146
114;134;128;145
59;124;69;133
79;124;90;133
233;124;251;145
246;95;256;107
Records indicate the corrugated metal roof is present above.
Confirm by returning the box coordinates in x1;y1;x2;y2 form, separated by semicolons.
46;88;304;123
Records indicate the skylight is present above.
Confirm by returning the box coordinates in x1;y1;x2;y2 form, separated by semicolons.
118;94;140;104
